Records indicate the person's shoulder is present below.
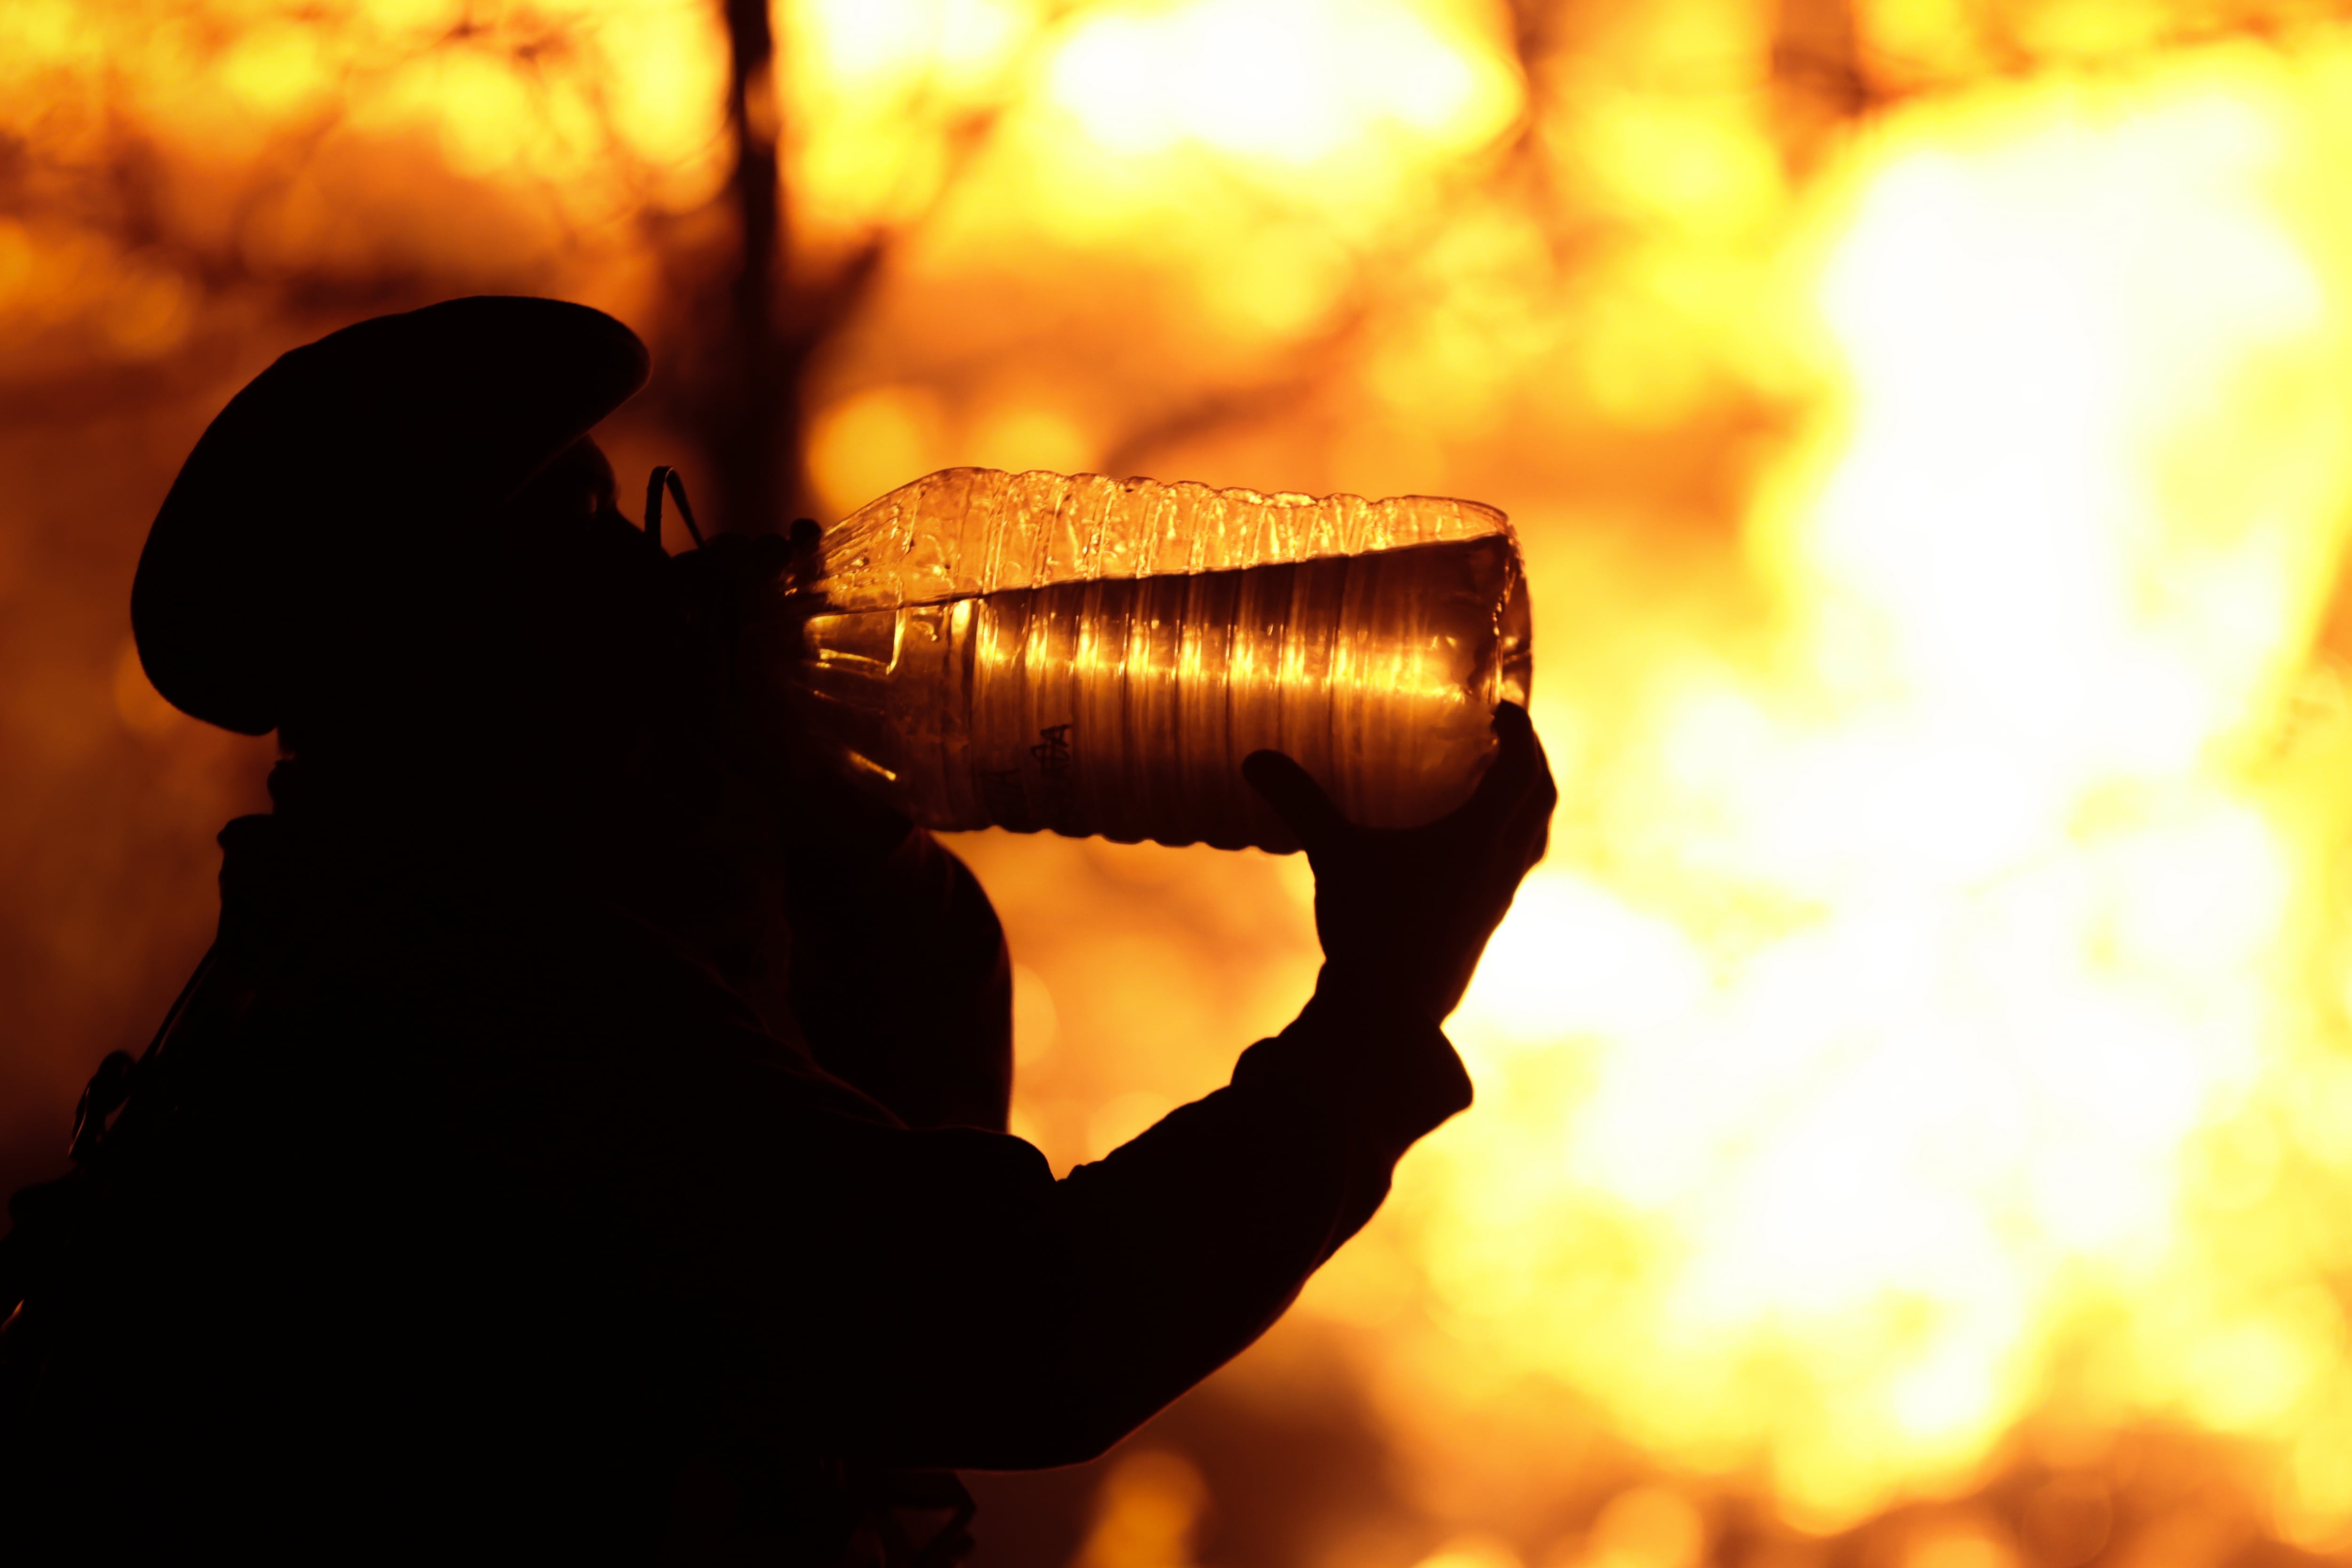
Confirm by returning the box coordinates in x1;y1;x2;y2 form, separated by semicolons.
272;872;765;1055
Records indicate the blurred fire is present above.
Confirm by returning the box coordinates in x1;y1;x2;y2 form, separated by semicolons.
16;1;2352;1566
1355;70;2352;1544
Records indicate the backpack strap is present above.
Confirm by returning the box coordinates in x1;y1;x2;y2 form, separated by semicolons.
0;811;320;1427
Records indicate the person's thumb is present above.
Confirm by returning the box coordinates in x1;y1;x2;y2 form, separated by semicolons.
1243;750;1346;856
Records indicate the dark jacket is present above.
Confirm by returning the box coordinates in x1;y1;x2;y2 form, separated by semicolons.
1;783;1465;1563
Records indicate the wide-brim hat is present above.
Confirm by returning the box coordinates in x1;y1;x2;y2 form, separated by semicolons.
131;295;651;736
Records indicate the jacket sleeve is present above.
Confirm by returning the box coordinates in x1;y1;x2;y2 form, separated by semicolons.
613;968;1469;1471
780;827;1013;1134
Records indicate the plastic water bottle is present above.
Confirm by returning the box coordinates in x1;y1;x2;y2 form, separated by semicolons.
786;468;1532;853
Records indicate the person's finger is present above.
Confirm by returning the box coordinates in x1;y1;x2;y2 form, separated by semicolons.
1444;702;1542;832
1513;724;1557;823
1458;715;1552;886
1243;750;1348;856
1501;740;1557;867
1510;804;1553;876
1494;701;1543;772
1501;758;1553;835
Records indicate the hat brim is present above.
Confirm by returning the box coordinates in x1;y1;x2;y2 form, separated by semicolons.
132;296;652;736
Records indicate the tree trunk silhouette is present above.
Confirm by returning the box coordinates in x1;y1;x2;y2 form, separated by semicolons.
703;0;798;535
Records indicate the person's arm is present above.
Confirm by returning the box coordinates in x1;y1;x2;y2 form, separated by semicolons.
627;706;1551;1470
627;967;1463;1471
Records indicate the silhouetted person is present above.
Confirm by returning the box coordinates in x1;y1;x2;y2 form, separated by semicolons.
0;299;1554;1565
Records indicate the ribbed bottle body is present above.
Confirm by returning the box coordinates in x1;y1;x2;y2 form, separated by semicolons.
788;470;1531;853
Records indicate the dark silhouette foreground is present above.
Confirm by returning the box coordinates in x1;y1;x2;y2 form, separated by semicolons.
0;299;1553;1565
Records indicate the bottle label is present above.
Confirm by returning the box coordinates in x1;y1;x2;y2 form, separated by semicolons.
973;722;1089;836
1028;722;1086;837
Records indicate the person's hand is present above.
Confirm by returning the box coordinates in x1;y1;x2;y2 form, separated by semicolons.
1243;703;1555;1027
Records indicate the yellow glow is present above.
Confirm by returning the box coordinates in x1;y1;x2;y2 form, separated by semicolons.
1417;1539;1526;1568
1011;962;1060;1066
1579;1487;1707;1568
219;24;331;118
1074;1449;1209;1568
1047;0;1517;166
0;0;732;365
808;385;952;521
1904;1521;2017;1568
803;0;1026;87
1322;57;2352;1535
961;400;1097;476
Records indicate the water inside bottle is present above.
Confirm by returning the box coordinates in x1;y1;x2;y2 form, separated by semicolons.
792;531;1530;852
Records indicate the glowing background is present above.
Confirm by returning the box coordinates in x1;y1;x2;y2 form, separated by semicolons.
12;2;2352;1566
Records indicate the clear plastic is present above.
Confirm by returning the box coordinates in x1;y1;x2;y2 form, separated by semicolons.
785;468;1533;853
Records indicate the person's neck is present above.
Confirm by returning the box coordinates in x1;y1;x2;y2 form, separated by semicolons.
268;743;587;867
266;734;803;1034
